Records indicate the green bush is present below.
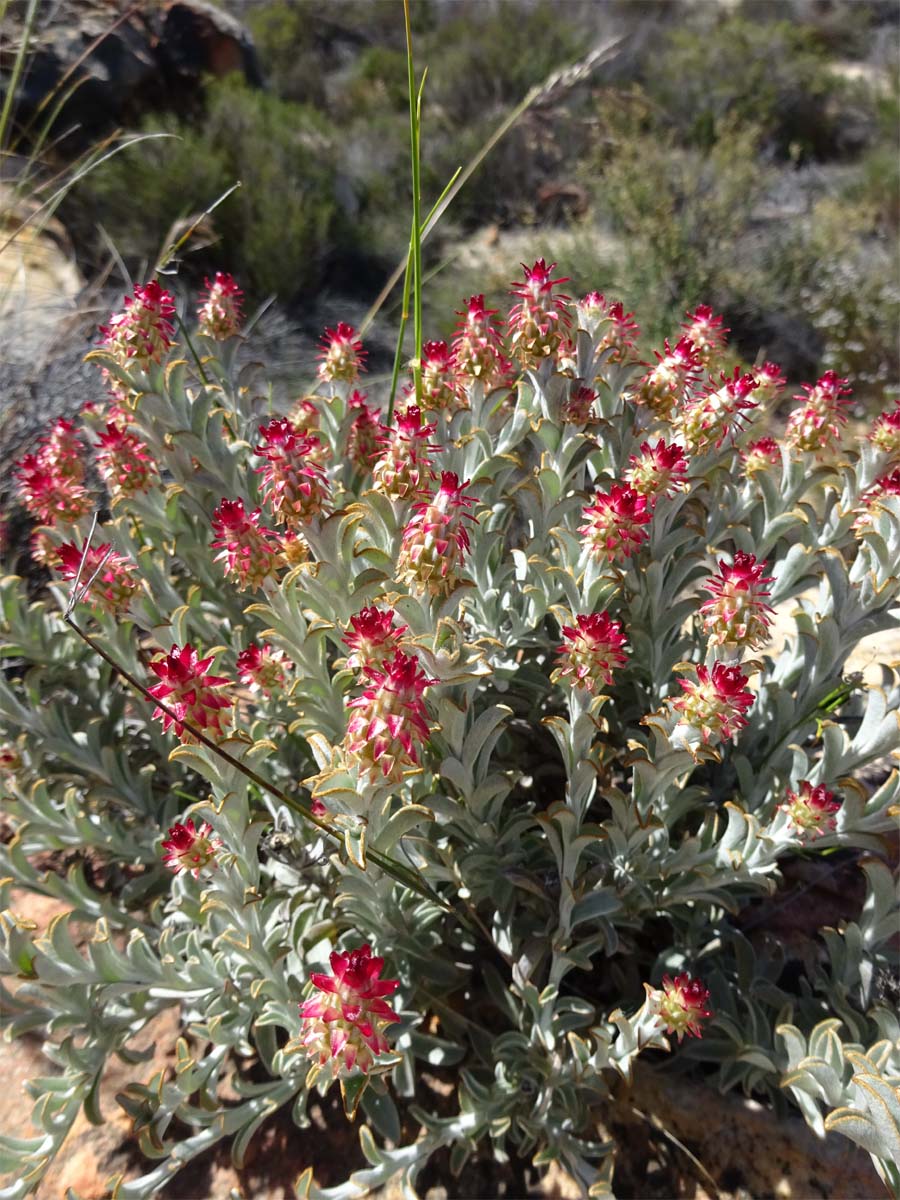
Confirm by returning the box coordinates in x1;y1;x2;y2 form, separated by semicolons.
645;12;859;159
76;77;344;301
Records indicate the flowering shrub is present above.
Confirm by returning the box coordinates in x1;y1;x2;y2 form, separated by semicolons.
0;261;899;1200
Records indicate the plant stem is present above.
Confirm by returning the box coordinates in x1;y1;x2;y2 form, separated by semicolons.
386;231;414;426
402;0;423;403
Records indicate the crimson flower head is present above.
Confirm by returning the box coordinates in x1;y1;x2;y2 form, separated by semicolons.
256;417;331;526
0;744;21;773
346;391;385;475
96;422;158;499
15;453;92;525
779;780;841;839
452;295;506;385
161;818;221;877
508;258;572;367
148;643;232;742
700;551;773;650
372;404;438;501
681;305;728;366
562;385;597;425
419;340;466;412
318;322;366;385
650;973;712;1041
344;650;435;786
854;468;900;533
752;361;787;406
56;541;138;617
673;661;755;745
743;436;781;474
677;367;758;456
99;281;176;371
236;642;291;696
299;944;400;1079
40;419;85;482
626;439;689;502
197;272;243;340
597;300;640;362
579;483;651;564
785;371;852;458
397;471;477;598
552;612;628;692
869;404;900;462
343;606;409;675
211;498;281;592
634;336;703;419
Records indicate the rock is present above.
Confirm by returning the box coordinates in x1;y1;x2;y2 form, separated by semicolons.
0;1;263;156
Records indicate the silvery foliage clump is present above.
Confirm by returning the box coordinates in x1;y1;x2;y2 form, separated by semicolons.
0;272;898;1200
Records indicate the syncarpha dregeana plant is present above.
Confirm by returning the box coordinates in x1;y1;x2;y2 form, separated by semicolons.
1;259;898;1200
1;31;899;1196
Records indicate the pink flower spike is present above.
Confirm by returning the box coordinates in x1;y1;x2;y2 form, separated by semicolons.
634;336;704;420
552;612;628;692
743;436;781;474
161;818;221;878
372;404;439;501
579;483;651;565
96;422;158;499
452;295;506;386
673;661;755;744
869;404;900;462
626;440;690;502
779;780;841;839
318;322;366;385
236;643;291;696
344;651;435;786
99;280;176;371
681;305;728;366
699;551;774;651
299;944;400;1080
197;272;243;340
256;418;331;526
343;607;409;675
347;391;386;475
148;643;232;743
211;498;281;592
677;367;759;456
56;541;138;617
508;259;572;368
785;371;852;459
651;973;712;1040
419;340;466;413
397;471;477;598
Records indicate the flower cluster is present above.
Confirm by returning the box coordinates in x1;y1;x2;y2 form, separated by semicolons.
785;371;852;458
633;336;702;419
671;661;755;747
779;780;841;838
211;499;281;592
56;542;138;616
419;340;466;412
161;819;221;877
869;404;900;462
148;644;232;742
649;973;712;1041
318;323;366;385
579;483;651;564
95;422;158;499
552;613;628;692
98;281;176;372
452;294;507;386
700;552;773;651
508;259;572;368
681;305;728;367
236;643;291;696
15;419;92;526
256;418;331;526
299;945;400;1079
743;436;781;474
626;439;689;502
197;272;243;340
397;471;477;598
676;368;758;456
347;392;384;475
576;292;639;363
372;405;438;501
343;607;409;675
344;651;435;786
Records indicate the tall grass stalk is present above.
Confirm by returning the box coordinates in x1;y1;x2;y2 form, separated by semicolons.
402;0;423;406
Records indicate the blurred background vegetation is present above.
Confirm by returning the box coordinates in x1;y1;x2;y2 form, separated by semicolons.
3;0;899;402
